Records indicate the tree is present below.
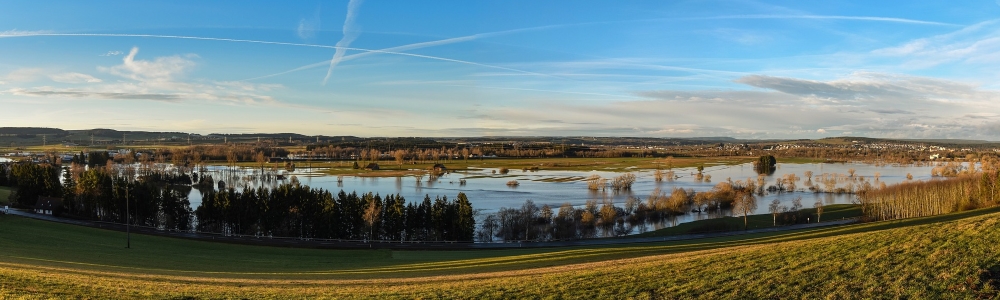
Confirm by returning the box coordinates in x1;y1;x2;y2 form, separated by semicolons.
363;195;381;240
255;151;267;175
732;190;757;230
393;150;406;169
754;155;777;175
768;199;781;226
477;214;499;242
814;200;823;223
455;192;476;241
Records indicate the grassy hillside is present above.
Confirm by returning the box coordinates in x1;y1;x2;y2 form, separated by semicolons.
1;207;999;298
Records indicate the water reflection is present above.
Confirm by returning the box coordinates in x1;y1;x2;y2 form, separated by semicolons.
186;162;936;235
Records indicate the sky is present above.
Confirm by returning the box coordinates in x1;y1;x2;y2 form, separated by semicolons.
2;1;1000;140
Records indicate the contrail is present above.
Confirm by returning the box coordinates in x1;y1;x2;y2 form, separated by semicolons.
241;14;955;81
323;0;365;85
0;32;554;78
242;25;569;81
691;15;959;26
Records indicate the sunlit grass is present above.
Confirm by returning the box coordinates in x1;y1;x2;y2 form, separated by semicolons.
2;206;999;298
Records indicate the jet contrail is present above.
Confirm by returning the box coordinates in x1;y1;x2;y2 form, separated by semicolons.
0;32;554;78
241;14;955;82
323;0;365;85
243;24;572;81
694;15;958;26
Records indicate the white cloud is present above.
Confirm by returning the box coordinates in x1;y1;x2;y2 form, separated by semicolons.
49;72;102;84
100;51;123;57
625;72;1000;139
4;47;281;105
3;68;45;82
870;20;1000;68
99;47;196;82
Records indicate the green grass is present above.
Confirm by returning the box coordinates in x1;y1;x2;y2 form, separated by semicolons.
2;206;999;298
0;186;12;206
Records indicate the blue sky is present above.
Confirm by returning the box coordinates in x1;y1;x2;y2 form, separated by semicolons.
2;1;1000;139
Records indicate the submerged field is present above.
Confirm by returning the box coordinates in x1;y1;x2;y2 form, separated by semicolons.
213;156;776;176
2;206;999;298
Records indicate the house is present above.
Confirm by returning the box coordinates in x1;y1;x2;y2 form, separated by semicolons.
34;196;63;216
364;163;380;170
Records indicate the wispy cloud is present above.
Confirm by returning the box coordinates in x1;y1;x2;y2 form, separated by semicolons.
626;72;1000;139
693;15;958;27
99;47;196;82
871;19;1000;68
323;0;365;85
99;50;122;56
3;68;45;82
8;88;183;102
243;24;592;82
49;72;102;84
3;32;553;80
297;5;322;40
4;47;279;105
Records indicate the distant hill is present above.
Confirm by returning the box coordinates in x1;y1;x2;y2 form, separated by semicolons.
0;127;69;135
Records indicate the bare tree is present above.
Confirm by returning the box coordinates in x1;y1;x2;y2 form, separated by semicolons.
393;150;406;169
363;198;381;241
477;215;499;242
814;200;824;223
733;190;757;230
768;199;781;226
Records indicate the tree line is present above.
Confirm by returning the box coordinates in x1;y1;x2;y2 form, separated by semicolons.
857;157;1000;221
195;185;475;241
2;160;476;242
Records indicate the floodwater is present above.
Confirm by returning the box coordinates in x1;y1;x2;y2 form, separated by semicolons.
188;162;937;231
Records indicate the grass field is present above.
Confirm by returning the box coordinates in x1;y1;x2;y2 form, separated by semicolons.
2;205;999;298
0;186;12;206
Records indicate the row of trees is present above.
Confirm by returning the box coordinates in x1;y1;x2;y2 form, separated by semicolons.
195;185;476;241
858;156;1000;221
2;160;476;241
857;171;1000;221
480;179;761;242
3;163;63;207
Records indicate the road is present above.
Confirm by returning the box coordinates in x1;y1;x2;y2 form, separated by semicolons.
2;208;857;250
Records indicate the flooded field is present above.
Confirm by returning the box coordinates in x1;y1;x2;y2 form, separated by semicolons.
188;161;937;231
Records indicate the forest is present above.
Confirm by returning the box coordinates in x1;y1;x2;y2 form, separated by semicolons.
0;156;476;242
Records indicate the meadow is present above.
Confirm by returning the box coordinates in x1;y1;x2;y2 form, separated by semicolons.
2;205;998;298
